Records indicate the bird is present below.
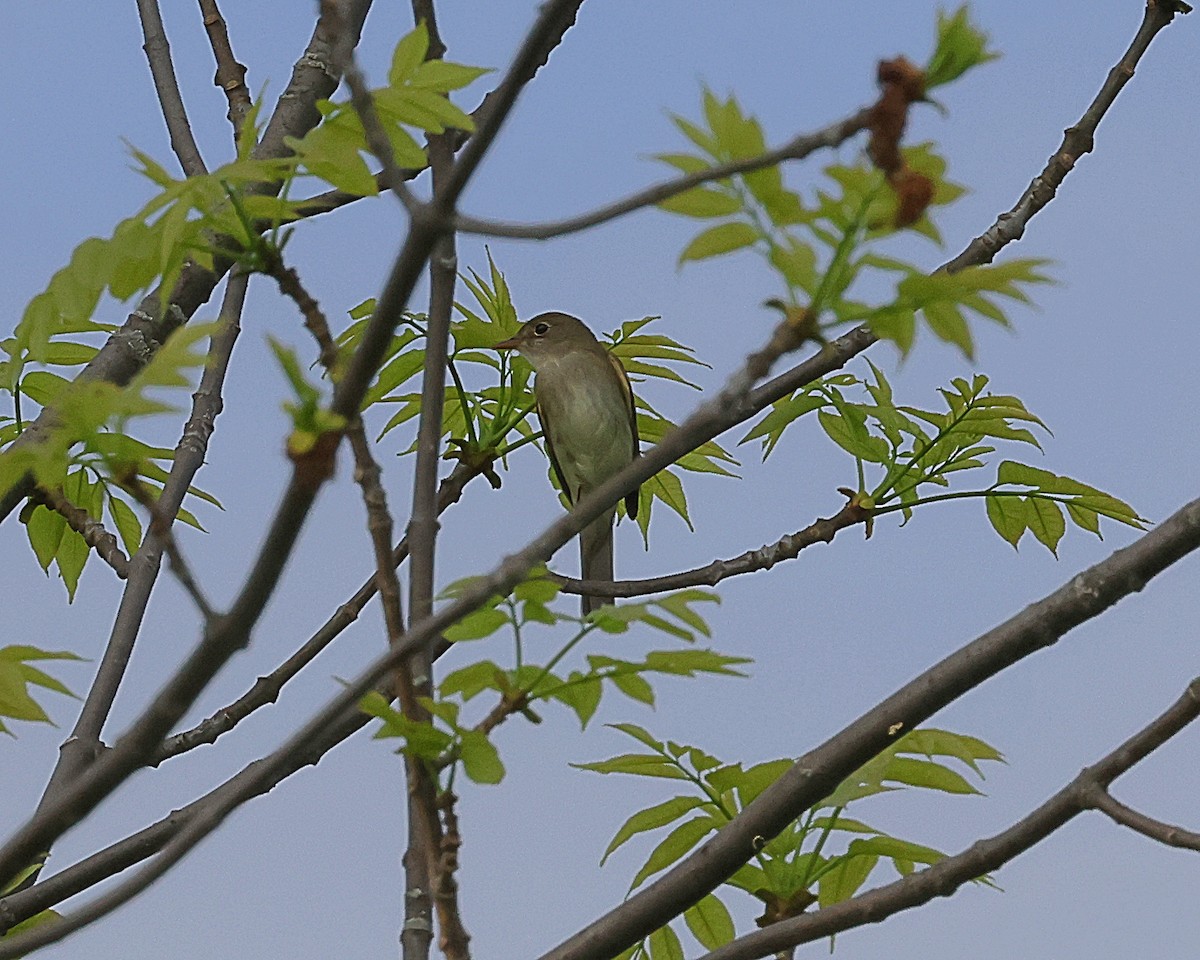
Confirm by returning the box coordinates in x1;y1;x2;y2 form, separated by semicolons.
494;312;640;615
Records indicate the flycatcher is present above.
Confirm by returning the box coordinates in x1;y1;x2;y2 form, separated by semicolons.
495;312;640;614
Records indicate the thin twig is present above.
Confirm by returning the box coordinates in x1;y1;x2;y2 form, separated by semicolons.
556;496;869;598
197;0;253;142
321;0;421;213
1081;780;1200;852
266;237;445;960
404;2;473;950
152;461;482;764
136;0;208;176
693;678;1200;960
33;272;247;821
31;487;130;579
454;108;873;240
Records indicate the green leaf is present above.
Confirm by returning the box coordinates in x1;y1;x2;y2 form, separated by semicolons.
683;895;735;950
573;753;690;780
23;504;66;572
442;606;509;642
549;673;602;729
1026;497;1066;556
925;5;1001;89
611;671;655;705
630;816;718;890
818;853;878;908
678;222;758;264
458;730;505;784
882;756;981;795
658;188;741;219
389;23;430;86
439;660;505;701
647;924;685;960
897;728;1004;777
0;646;83;732
986;495;1027;549
107;494;144;557
601;796;709;865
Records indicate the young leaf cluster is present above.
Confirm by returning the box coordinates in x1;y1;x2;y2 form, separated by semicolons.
586;723;1002;960
360;571;745;789
3;326;221;596
656;79;1048;359
743;361;1144;555
284;22;490;196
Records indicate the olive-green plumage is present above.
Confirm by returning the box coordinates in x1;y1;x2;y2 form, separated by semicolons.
495;313;639;614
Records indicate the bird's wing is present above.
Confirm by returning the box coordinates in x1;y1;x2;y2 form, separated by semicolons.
608;351;641;521
535;394;574;506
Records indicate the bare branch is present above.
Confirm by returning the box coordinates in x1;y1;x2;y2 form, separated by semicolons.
197;0;253;141
942;0;1192;273
694;678;1200;960
136;0;208;176
1081;781;1200;852
151;461;482;764
556;495;869;598
31;487;130;580
454;108;873;241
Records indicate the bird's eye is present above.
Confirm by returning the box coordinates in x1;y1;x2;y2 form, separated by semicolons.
533;322;550;336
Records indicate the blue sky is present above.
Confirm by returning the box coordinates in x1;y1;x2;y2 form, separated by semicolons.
3;2;1199;958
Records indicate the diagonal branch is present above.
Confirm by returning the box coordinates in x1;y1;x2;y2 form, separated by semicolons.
136;0;208;176
6;490;1200;944
1081;781;1200;852
31;487;130;580
693;677;1200;960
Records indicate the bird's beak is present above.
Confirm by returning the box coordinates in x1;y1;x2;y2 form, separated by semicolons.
493;335;522;351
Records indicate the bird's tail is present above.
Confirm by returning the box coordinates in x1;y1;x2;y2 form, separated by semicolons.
579;510;615;616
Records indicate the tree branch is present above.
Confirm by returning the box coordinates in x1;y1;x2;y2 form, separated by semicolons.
454;107;873;240
694;677;1200;960
197;0;253;142
555;495;869;598
0;0;584;914
1080;781;1200;852
535;499;1200;960
33;272;248;819
30;487;130;580
136;0;208;176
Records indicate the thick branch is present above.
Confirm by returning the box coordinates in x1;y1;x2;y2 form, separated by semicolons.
695;678;1200;960
536;498;1200;960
